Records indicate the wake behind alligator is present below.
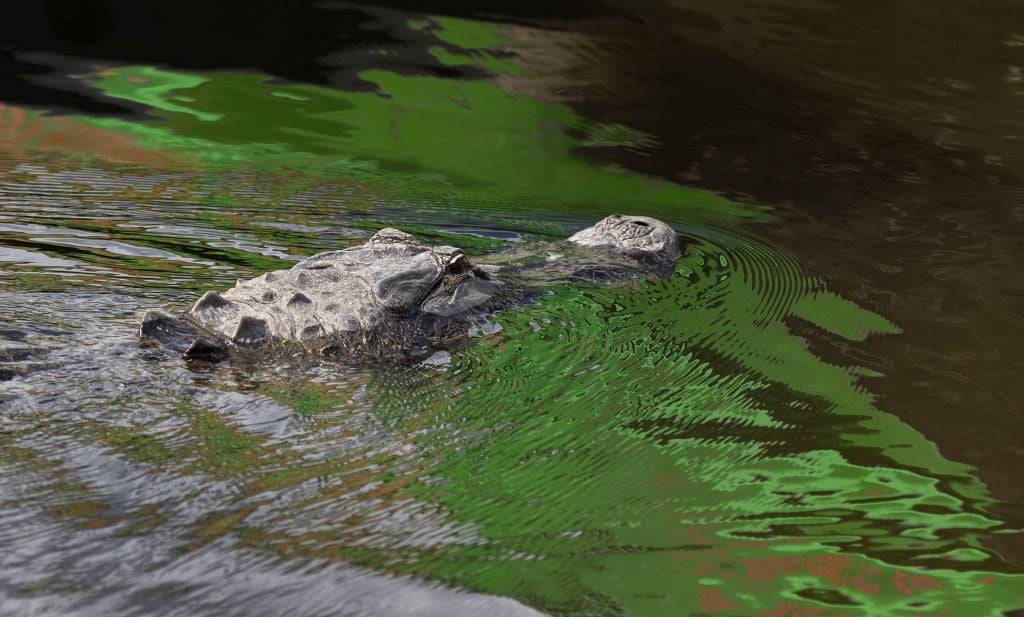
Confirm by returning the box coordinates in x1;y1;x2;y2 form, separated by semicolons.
139;215;683;362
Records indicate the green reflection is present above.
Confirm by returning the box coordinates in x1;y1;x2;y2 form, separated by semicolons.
80;66;754;224
0;11;1020;617
381;273;1022;616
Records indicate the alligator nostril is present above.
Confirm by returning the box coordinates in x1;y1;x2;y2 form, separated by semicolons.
632;220;649;227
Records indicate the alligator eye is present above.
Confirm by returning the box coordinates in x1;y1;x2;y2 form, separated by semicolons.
632;220;649;227
448;255;468;274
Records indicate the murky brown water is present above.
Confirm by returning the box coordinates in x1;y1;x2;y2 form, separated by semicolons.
1;1;1023;615
491;0;1024;563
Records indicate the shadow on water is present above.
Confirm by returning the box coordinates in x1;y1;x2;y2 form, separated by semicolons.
1;1;1023;616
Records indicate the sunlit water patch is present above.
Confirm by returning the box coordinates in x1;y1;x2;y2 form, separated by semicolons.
1;9;1021;617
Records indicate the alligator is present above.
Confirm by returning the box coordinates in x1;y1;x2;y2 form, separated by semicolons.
139;215;683;362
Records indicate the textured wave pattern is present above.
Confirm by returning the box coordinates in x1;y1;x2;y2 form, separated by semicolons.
2;171;1017;615
2;42;1022;617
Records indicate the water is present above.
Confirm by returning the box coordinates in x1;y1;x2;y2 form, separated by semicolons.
2;2;1023;616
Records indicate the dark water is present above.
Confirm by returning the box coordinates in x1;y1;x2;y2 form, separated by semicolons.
1;2;1022;616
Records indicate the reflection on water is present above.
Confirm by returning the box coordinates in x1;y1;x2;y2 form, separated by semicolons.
1;2;1023;616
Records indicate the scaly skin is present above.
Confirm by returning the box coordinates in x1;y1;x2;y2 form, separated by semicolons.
139;215;682;362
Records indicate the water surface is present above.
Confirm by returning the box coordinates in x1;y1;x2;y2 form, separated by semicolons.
1;2;1022;616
